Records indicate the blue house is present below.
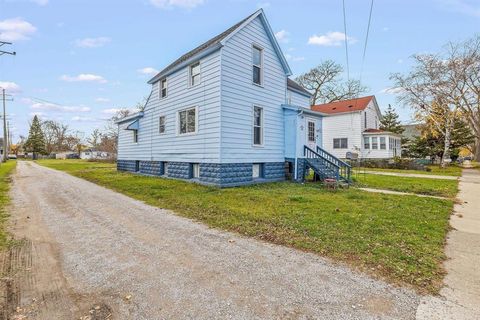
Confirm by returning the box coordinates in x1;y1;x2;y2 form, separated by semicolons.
117;9;350;187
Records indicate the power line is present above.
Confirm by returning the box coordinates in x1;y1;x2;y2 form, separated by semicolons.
342;0;350;82
359;0;374;89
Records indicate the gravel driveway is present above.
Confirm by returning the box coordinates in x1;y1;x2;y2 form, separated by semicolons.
8;161;420;319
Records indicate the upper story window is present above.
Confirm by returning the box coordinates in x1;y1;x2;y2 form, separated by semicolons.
190;62;201;87
364;136;370;149
159;116;166;134
253;106;263;145
160;78;167;98
333;138;348;149
252;46;263;86
178;107;197;135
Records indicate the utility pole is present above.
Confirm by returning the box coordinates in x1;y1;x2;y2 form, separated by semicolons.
0;41;16;163
2;89;6;162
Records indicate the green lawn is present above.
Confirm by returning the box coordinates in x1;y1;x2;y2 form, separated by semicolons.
38;159;454;293
353;173;458;198
0;161;16;249
354;165;462;177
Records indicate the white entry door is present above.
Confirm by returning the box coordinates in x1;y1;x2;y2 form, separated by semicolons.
306;118;317;150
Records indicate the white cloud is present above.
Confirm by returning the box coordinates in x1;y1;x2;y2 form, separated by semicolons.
60;74;107;83
137;67;158;75
435;0;480;17
308;31;356;47
31;102;91;113
285;54;305;62
71;116;93;122
31;0;48;5
95;97;110;103
380;87;404;95
382;27;389;32
74;37;111;48
149;0;204;9
275;30;289;43
0;18;36;41
0;81;21;94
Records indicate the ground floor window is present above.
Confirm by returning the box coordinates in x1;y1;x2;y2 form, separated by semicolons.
333;138;348;149
364;137;370;149
380;137;386;150
133;130;138;143
178;107;197;135
371;137;378;149
252;163;264;179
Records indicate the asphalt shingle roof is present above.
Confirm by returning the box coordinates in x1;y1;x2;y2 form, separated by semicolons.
148;11;257;84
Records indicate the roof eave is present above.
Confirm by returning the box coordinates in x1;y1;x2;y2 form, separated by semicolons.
115;112;144;124
287;86;311;98
148;43;223;84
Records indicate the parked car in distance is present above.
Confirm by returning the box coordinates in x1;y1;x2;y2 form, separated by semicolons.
8;154;17;159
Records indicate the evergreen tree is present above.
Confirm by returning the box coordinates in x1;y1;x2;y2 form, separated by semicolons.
24;116;46;160
380;104;405;134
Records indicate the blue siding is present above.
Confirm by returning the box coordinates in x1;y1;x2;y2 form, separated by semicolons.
117;50;222;163
220;16;287;163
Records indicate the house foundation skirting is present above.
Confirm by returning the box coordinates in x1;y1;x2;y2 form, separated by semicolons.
116;160;286;187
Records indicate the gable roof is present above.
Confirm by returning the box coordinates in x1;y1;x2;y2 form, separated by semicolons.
148;9;291;84
311;96;375;114
287;78;311;97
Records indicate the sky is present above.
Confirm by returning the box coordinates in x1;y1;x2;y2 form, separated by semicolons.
0;0;479;142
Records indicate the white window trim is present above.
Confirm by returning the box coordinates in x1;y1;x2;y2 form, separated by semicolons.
133;130;138;144
189;62;201;88
252;44;264;87
176;106;198;136
159;115;166;135
252;105;264;147
159;78;167;99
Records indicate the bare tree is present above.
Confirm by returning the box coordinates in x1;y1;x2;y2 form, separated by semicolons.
42;120;69;154
295;60;368;105
87;129;101;149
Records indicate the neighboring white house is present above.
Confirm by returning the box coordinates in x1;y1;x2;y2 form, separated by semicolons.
311;96;402;159
80;149;112;160
116;9;361;186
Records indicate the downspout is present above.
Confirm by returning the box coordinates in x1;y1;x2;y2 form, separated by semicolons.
294;109;304;181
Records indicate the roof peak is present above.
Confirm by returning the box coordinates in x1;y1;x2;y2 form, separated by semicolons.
148;8;291;84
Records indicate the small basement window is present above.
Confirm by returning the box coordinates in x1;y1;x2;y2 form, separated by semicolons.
191;163;200;179
252;163;263;179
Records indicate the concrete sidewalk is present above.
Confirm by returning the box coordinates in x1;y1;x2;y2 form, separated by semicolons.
416;168;480;319
360;170;458;180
